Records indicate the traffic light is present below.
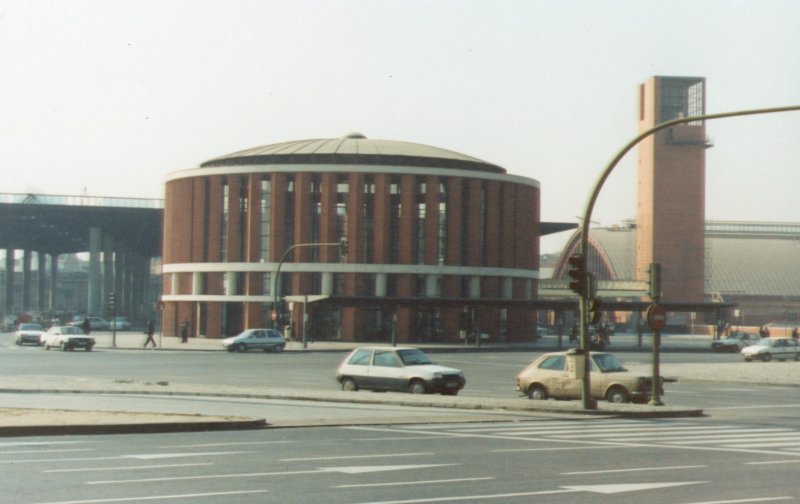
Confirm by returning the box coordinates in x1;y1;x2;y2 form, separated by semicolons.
108;292;116;314
567;254;587;297
648;262;662;300
339;237;348;262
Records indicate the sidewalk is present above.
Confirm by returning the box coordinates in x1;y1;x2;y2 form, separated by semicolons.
86;330;715;354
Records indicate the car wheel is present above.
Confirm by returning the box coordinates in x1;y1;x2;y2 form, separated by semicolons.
341;378;358;392
744;357;752;362
761;353;772;362
528;384;548;400
795;354;800;362
607;386;630;403
85;345;93;352
60;342;68;351
409;380;427;394
44;344;50;350
235;343;247;353
272;345;283;353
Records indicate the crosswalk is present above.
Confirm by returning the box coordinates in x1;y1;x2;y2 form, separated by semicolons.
358;419;800;457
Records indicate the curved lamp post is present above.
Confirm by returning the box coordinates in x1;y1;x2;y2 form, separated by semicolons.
576;105;800;410
271;239;347;339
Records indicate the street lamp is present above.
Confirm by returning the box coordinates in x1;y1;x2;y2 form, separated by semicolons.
272;239;347;344
576;105;800;410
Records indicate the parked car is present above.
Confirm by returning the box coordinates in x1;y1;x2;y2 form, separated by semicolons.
67;316;110;332
336;346;466;395
109;317;131;330
516;349;664;404
222;328;286;353
41;325;95;351
15;323;45;346
741;337;800;362
711;332;757;352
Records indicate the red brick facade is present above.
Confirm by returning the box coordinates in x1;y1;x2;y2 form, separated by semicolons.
162;137;540;340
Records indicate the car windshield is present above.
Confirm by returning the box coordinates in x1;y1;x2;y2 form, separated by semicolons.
396;349;433;366
20;323;43;331
592;353;627;373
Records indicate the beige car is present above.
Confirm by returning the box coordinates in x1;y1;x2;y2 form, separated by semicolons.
516;349;662;404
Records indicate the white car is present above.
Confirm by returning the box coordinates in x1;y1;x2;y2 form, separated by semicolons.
15;323;45;346
336;346;466;395
109;317;131;330
222;328;286;353
741;337;800;362
67;316;110;332
42;325;96;351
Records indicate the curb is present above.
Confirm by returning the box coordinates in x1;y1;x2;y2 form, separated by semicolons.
0;417;267;437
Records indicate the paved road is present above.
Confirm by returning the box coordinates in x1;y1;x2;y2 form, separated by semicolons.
3;417;800;504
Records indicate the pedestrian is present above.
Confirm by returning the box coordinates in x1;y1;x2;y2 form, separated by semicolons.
180;318;189;343
143;320;157;348
81;317;91;335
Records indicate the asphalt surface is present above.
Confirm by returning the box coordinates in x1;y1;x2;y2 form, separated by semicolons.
2;331;789;436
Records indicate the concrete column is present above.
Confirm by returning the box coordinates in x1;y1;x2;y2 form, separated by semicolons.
469;276;481;299
375;273;387;297
321;272;333;295
88;227;102;315
171;273;179;295
192;272;203;295
502;277;513;299
103;235;115;318
49;254;59;312
37;253;47;312
22;250;32;312
115;251;126;316
225;272;237;296
4;249;14;315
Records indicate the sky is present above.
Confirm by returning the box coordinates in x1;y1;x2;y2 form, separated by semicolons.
2;0;798;254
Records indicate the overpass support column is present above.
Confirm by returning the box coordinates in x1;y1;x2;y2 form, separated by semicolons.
49;254;59;313
103;235;115;319
37;253;46;313
88;227;102;315
4;249;14;315
22;250;32;313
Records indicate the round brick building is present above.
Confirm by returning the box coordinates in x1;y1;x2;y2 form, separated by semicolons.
162;134;541;341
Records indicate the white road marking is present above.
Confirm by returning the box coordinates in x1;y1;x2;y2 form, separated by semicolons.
45;463;212;473
280;452;433;462
562;464;705;475
680;497;793;503
334;477;494;489
2;448;94;455
87;464;457;485
158;441;291;448
30;489;267;503
356;481;706;503
0;450;252;464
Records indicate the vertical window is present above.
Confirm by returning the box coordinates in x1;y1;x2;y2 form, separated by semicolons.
261;179;271;261
221;182;229;262
310;175;321;261
438;181;447;265
238;177;248;261
337;176;348;244
284;179;295;249
389;177;401;263
362;177;375;263
416;180;426;265
479;183;486;265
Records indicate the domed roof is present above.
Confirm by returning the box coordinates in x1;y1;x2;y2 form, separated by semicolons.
200;134;506;174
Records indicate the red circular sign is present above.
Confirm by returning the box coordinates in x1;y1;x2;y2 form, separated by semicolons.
647;303;667;331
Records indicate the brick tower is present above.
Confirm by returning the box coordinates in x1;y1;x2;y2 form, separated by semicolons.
636;76;710;303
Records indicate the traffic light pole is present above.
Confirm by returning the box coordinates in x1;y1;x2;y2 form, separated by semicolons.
577;105;800;411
